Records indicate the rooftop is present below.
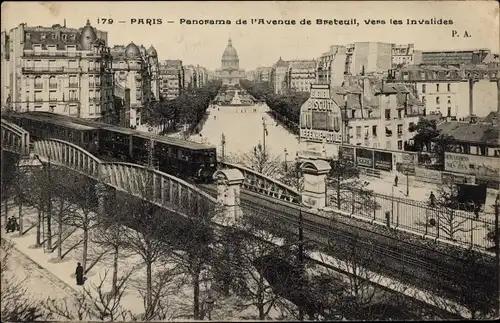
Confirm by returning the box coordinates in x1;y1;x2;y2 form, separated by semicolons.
438;121;500;145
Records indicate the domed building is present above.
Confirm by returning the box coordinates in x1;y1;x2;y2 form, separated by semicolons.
110;41;160;127
215;38;246;87
1;19;114;122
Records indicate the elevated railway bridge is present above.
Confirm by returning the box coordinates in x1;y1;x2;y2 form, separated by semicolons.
1;118;496;317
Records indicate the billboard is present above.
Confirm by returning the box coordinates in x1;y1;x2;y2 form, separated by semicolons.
374;151;393;171
445;152;500;177
356;148;374;168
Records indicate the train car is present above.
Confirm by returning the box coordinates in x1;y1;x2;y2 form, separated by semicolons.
8;111;217;182
8;112;100;154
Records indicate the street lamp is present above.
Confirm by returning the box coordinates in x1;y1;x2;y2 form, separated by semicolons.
284;148;289;172
221;133;226;162
205;293;215;320
262;116;268;152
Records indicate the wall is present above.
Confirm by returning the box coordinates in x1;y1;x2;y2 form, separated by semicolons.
444;152;500;178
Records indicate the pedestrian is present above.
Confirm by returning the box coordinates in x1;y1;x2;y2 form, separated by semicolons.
12;217;19;232
429;191;436;207
6;217;13;233
394;175;398;187
75;262;84;286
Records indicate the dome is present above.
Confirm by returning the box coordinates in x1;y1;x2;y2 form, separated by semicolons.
80;19;97;50
221;38;238;61
147;45;157;57
125;42;141;58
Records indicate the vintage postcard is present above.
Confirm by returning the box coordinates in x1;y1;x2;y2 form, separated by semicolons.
1;1;499;322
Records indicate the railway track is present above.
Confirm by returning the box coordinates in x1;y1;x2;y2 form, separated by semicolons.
199;184;495;301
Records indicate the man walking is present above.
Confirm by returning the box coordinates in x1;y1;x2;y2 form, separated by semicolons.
75;262;84;286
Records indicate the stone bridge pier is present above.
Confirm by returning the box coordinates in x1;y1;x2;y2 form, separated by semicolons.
300;159;331;210
213;169;244;226
95;182;117;221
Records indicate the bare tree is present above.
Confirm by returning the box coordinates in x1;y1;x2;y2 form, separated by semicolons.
61;174;102;273
416;179;478;241
90;204;131;296
315;223;408;320
131;267;182;321
121;196;173;320
0;239;46;322
326;159;371;211
166;197;218;320
43;268;136;321
241;143;281;176
216;211;303;320
278;159;304;193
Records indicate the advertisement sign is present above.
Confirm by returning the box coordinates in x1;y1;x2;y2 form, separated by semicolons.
300;129;342;144
356;148;374;168
339;146;355;162
401;152;417;165
374;151;393;171
445;152;500;177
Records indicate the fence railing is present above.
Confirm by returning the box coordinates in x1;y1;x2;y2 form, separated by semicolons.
328;188;495;251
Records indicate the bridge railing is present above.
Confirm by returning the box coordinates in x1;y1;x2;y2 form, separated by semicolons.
1;118;31;155
218;160;301;204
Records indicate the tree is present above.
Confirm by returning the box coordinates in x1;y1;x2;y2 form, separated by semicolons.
315;226;409;320
217;215;298;320
90;204;131;296
43;268;135;321
278;159;304;193
412;117;456;166
416;179;478;242
165;197;218;320
61;174;101;273
120;196;173;320
241;143;281;177
1;239;45;322
326;158;376;214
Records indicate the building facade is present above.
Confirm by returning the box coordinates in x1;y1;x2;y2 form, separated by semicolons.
288;60;317;93
391;64;499;119
159;59;184;100
110;42;153;127
316;45;347;88
215;38;245;86
298;80;424;173
273;57;290;94
1;20;114;122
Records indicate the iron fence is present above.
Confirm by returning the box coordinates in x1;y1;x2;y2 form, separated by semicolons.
328;188;495;251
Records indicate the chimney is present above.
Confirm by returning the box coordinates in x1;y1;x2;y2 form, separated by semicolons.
63;18;66;28
468;77;474;116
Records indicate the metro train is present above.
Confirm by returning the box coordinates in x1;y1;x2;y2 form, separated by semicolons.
6;111;217;183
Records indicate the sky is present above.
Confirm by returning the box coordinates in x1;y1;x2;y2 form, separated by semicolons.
2;1;499;70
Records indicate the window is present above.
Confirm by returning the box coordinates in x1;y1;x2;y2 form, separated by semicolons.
436;84;440;92
447;107;452;117
49;106;55;112
35;105;42;110
49;76;57;88
397;124;403;135
421;84;426;93
34;76;43;88
62;34;67;41
34;91;43;102
385;109;391;120
398;140;403;150
372;125;377;137
49;90;57;101
422;96;426;104
447;83;451;92
436;97;440;104
356;126;361;139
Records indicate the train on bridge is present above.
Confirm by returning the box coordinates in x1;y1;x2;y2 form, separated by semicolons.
5;111;217;183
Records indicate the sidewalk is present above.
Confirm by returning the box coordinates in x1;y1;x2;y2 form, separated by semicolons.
1;203;288;321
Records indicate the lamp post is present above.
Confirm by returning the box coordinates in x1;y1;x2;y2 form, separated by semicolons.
284;148;289;172
298;207;305;321
262;116;268;152
221;133;226;162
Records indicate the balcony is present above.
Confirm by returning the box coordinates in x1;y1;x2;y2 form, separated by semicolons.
34;97;43;102
88;66;102;73
23;51;82;58
34;84;44;89
49;83;57;89
68;97;79;102
64;67;82;73
68;82;79;88
22;67;65;74
89;98;101;103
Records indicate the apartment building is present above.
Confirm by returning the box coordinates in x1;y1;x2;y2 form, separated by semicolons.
159;60;184;100
391;64;499;119
288;60;317;93
1;20;114;122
